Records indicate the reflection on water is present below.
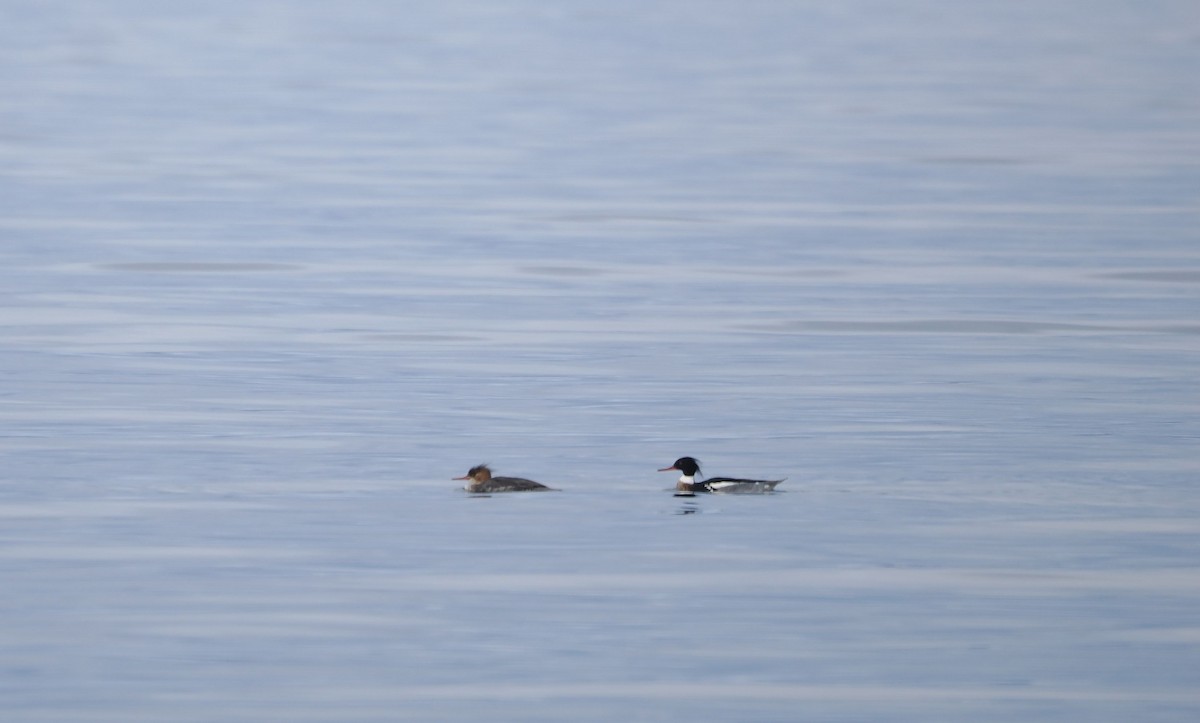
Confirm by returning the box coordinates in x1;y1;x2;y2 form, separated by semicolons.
97;262;305;273
2;1;1199;721
1097;270;1200;284
745;319;1200;335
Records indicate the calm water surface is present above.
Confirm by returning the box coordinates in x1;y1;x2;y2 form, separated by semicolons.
2;1;1199;721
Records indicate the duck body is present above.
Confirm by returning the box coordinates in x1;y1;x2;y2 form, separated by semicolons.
658;456;784;496
455;464;553;493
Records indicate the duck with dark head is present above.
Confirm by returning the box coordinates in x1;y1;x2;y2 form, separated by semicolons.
658;456;784;496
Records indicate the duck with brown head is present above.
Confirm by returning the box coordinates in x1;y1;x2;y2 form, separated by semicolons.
454;464;554;493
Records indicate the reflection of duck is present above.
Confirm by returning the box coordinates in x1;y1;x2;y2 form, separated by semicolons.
454;464;554;493
658;456;784;496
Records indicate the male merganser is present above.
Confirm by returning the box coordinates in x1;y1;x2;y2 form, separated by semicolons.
657;456;784;496
454;464;554;493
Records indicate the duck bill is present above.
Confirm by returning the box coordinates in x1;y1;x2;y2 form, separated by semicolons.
452;475;470;480
657;466;679;472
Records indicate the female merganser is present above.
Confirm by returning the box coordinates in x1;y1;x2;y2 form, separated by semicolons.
454;464;554;493
658;456;784;496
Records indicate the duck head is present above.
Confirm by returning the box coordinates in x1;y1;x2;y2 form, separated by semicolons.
657;456;702;477
453;464;493;484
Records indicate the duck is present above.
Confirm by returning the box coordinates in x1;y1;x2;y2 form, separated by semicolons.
454;464;554;493
657;456;784;496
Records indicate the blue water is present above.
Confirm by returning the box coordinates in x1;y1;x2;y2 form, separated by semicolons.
3;1;1199;720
